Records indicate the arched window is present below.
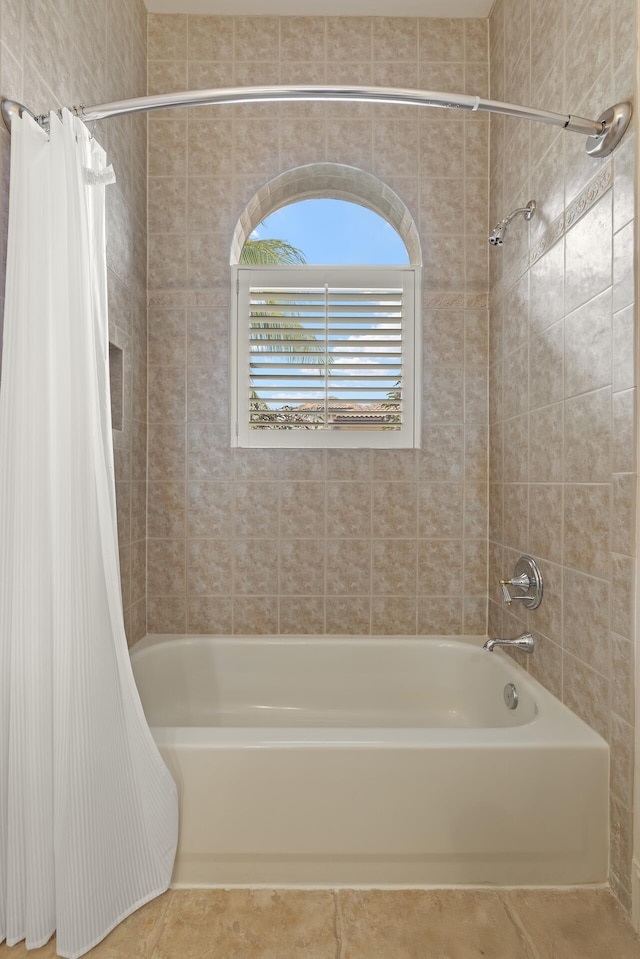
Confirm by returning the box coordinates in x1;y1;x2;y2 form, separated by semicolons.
231;165;422;450
242;199;410;266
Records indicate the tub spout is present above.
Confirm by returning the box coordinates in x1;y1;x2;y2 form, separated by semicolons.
483;633;535;653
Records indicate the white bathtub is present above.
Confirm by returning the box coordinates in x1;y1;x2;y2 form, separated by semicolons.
130;634;608;888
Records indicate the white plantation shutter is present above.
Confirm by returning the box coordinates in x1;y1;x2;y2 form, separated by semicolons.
232;266;421;449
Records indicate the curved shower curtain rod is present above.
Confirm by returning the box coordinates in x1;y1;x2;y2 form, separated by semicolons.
0;86;632;158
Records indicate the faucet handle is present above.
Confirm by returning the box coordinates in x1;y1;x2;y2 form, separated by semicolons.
500;574;530;604
499;556;543;610
500;582;513;605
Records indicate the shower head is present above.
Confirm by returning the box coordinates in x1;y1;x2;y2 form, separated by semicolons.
489;220;508;246
488;200;536;246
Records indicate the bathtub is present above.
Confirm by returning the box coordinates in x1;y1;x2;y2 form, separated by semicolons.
130;634;608;888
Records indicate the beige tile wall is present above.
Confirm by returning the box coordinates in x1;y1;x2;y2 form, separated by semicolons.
0;0;149;644
1;0;635;910
488;0;637;908
146;14;490;637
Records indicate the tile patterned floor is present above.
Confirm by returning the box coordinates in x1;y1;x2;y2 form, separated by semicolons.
1;888;640;958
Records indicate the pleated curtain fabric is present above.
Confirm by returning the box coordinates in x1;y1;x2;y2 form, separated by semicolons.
0;110;178;959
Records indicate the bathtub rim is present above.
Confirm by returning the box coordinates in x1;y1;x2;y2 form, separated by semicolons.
130;633;608;752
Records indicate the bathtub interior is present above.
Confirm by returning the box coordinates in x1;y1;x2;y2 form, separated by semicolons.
131;634;539;729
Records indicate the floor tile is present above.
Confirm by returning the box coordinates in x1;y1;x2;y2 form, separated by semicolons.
504;889;640;959
150;889;337;959
86;890;171;958
0;892;170;959
2;888;640;958
338;889;533;958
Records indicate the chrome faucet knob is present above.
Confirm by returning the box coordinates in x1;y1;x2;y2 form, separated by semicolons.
498;556;543;610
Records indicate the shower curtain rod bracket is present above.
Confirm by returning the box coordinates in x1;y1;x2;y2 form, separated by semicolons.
1;98;35;132
1;89;633;158
584;101;633;158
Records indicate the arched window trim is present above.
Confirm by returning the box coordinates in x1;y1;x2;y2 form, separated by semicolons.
230;164;422;451
230;163;422;266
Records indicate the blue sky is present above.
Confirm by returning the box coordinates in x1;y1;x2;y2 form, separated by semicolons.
251;199;409;265
248;199;405;419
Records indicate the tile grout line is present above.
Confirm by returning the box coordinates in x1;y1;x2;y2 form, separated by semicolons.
144;890;174;958
333;889;344;959
501;896;542;959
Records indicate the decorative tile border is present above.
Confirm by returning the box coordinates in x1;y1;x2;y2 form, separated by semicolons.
423;292;466;308
563;162;613;233
528;215;565;270
528;161;613;272
417;292;488;309
147;291;188;308
493;160;613;300
147;290;230;308
187;290;229;308
466;292;489;309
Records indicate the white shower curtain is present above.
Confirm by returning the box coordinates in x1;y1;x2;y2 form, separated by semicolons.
0;110;177;958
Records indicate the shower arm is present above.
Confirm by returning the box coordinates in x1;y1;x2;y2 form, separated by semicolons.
501;202;535;227
0;86;632;158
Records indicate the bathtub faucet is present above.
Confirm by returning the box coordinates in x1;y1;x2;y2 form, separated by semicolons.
483;633;535;654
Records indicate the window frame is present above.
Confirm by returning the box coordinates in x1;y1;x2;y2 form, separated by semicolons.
231;264;422;450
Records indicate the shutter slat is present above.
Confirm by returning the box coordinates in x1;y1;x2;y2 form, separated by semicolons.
250;290;401;301
253;386;400;395
246;276;406;433
250;401;403;408
251;362;401;370
250;334;402;341
249;338;326;345
251;306;402;316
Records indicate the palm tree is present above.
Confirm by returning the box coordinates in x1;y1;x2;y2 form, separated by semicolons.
382;379;402;426
241;234;324;428
240;237;306;266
